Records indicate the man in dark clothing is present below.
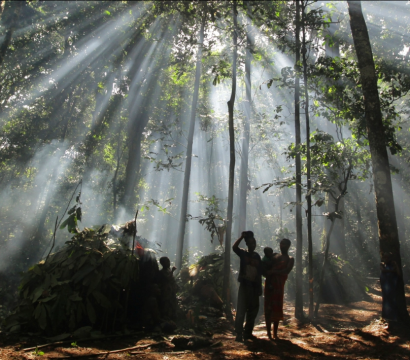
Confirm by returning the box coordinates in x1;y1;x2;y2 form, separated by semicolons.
233;231;262;342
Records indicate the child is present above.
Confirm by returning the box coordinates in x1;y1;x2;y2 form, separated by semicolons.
157;256;178;320
262;247;276;279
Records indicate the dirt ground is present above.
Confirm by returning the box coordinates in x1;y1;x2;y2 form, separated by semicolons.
1;285;410;360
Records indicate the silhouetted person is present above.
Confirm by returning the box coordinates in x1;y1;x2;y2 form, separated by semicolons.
262;247;275;275
380;252;400;324
142;283;162;330
264;238;294;340
233;231;262;342
157;256;178;320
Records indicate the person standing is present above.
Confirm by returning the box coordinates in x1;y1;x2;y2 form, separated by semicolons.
263;238;294;340
380;252;400;324
233;231;262;342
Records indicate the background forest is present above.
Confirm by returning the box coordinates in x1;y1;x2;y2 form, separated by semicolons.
1;0;410;323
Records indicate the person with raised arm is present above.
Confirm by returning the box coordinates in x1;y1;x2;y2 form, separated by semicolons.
264;238;294;340
233;231;262;342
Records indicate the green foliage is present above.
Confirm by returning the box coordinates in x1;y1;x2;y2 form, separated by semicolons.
187;193;225;243
211;58;232;86
32;347;45;356
4;226;138;334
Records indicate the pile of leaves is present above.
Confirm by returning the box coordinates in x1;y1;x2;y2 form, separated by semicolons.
176;253;238;330
3;226;138;335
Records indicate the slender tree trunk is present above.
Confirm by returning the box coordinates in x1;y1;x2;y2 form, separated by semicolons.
175;14;206;269
314;218;335;317
294;0;304;320
347;0;409;322
301;1;313;319
314;166;351;317
120;54;165;212
237;1;252;236
237;2;251;236
113;101;124;219
121;122;145;212
223;0;237;312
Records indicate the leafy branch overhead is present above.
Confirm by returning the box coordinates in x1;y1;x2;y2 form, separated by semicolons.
59;191;82;234
187;193;225;244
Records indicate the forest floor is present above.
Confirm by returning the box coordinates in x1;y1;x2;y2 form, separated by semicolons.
1;284;410;360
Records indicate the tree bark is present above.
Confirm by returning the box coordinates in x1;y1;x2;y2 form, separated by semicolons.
237;1;252;236
301;1;313;319
121;119;146;212
347;0;409;322
223;0;237;311
294;0;304;320
175;13;206;269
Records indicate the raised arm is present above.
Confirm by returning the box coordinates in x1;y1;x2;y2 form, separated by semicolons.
232;232;245;254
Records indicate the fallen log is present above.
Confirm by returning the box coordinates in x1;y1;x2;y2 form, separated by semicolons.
47;343;160;359
22;333;144;352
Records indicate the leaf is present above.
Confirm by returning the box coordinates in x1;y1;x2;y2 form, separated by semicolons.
76;207;82;222
32;265;43;276
32;286;45;303
46;333;71;342
39;294;57;303
67;215;78;233
38;305;48;330
59;217;70;230
68;205;76;215
72;325;92;339
87;300;96;324
105;10;111;15
92;291;111;309
69;293;83;302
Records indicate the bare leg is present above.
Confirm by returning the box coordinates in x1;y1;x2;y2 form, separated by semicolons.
273;321;279;339
266;318;272;339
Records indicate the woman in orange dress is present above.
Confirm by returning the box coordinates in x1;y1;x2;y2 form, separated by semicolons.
263;239;294;340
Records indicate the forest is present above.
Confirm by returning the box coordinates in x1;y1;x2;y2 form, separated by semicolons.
0;1;410;359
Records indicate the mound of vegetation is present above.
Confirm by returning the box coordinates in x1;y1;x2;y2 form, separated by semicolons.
3;226;138;335
177;253;238;321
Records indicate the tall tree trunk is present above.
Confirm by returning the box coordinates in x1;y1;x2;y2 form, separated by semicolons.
121;120;146;212
301;1;313;319
326;178;347;258
237;1;252;236
315;165;351;317
223;0;237;312
120;45;165;213
347;0;409;322
175;14;206;269
294;0;304;320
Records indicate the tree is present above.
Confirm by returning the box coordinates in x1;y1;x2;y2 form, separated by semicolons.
175;8;206;270
300;0;313;319
347;0;409;322
237;1;252;236
223;0;237;310
294;0;304;321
